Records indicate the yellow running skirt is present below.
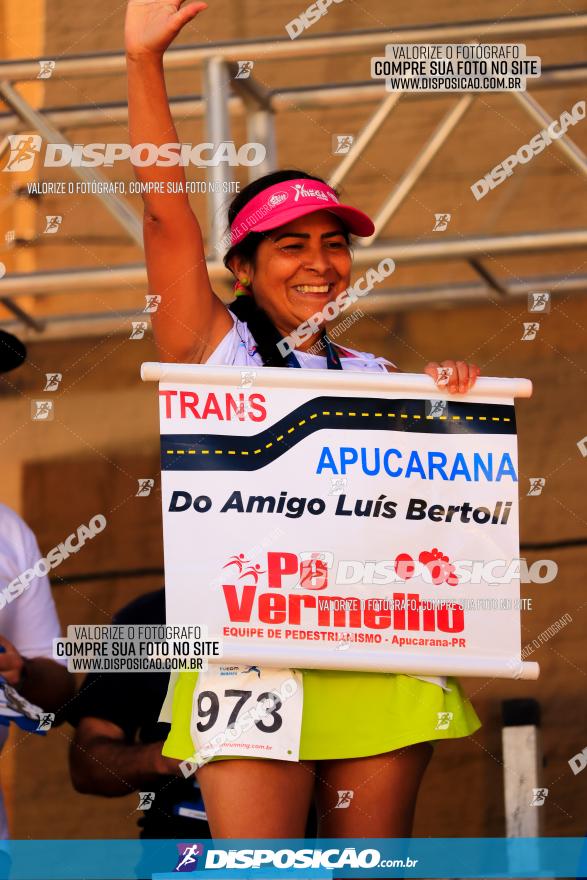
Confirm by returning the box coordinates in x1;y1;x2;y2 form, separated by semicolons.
162;669;482;762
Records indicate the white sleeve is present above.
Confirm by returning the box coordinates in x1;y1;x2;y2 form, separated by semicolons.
0;507;66;666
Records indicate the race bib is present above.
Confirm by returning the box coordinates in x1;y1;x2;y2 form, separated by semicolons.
190;665;303;762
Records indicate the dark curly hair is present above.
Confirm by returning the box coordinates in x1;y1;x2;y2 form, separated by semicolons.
223;170;350;367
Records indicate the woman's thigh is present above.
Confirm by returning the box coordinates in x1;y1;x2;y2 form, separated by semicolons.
196;757;317;838
314;742;433;838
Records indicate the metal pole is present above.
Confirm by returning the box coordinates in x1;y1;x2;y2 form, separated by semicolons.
3;274;586;338
203;57;233;257
329;91;403;189
228;63;277;181
1;67;586;136
2;231;587;297
362;95;475;245
512;89;587;177
502;699;544;838
0;81;143;247
1;15;586;79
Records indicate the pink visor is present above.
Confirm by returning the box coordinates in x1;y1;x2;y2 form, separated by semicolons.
229;178;375;248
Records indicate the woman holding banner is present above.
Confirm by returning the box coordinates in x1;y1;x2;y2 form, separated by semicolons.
126;0;482;841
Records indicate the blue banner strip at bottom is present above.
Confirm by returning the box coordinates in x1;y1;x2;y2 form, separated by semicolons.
0;838;586;879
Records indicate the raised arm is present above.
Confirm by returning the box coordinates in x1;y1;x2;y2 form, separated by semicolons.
125;0;232;363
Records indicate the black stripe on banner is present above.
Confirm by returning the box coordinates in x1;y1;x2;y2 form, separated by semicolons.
161;395;516;472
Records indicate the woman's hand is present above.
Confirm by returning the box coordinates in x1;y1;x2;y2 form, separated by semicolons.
424;360;481;394
125;0;208;59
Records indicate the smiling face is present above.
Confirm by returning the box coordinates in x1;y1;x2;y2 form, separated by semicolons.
228;210;353;350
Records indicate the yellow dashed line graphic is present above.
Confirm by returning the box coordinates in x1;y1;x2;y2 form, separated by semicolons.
164;407;514;458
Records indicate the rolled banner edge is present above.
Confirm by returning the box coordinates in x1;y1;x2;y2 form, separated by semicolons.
140;361;533;398
208;643;541;680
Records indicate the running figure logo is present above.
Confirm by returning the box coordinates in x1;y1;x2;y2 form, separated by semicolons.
527;477;545;497
36;713;55;732
521;322;540;341
435;712;453;730
335;790;354;808
244;666;261;677
137;791;155;811
222;555;266;585
175;843;204;872
433;213;451;231
144;294;161;313
530;788;548;806
3;135;42;172
44;215;62;234
434;366;453;386
129;321;148;340
31;400;54;421
44;373;62;391
332;135;354;154
329;476;347;495
37;60;56;79
528;292;550;313
136;478;155;497
426;399;447;418
234;61;254;79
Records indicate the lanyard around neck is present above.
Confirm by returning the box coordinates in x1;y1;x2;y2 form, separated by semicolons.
283;334;343;370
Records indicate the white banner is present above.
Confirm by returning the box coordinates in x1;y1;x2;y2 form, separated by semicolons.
143;363;538;680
